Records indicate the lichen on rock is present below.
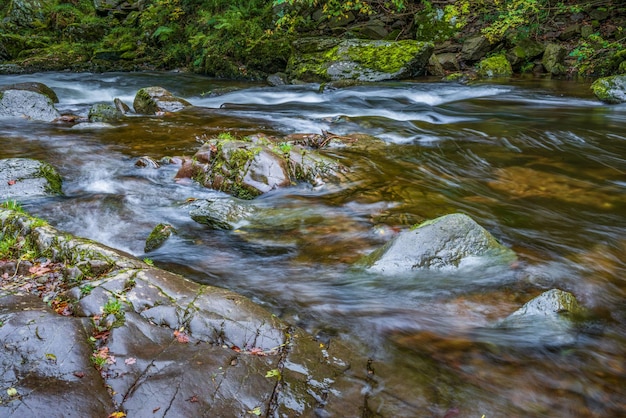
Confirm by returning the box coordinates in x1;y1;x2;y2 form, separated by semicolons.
591;75;626;104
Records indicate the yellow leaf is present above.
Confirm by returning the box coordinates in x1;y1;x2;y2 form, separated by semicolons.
108;412;126;418
7;388;18;397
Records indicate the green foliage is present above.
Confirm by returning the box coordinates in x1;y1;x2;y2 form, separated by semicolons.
1;200;24;213
103;297;123;316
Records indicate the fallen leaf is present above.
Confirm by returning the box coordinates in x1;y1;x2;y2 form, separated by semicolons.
73;371;85;378
108;412;126;418
152;407;161;413
45;353;57;362
231;345;241;353
265;369;281;379
7;179;16;186
249;347;264;356
173;329;189;343
124;357;136;365
187;395;199;403
7;387;18;397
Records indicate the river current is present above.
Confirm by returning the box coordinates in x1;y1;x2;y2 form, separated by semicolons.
1;72;625;416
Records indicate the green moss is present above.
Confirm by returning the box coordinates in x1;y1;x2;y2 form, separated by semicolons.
476;54;513;78
347;41;425;74
591;75;626;104
37;162;63;195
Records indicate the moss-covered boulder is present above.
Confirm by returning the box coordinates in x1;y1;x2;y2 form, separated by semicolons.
506;39;545;69
175;134;347;199
287;37;434;82
476;54;513;78
0;158;63;199
0;89;60;121
88;103;123;122
591;75;626;104
144;223;176;252
188;199;258;230
133;86;192;115
460;35;492;62
361;213;516;275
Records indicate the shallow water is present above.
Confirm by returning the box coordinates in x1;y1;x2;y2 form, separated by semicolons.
1;72;625;416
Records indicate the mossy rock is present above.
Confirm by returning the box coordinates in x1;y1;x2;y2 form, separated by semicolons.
133;86;192;115
287;37;434;82
144;223;176;252
591;75;626;104
88;103;123;122
476;54;513;78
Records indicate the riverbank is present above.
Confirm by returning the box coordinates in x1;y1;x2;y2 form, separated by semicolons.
0;1;624;80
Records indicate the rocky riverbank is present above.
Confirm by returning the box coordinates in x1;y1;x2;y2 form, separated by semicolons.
0;1;624;80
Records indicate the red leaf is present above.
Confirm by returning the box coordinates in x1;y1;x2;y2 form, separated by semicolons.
173;330;189;343
7;179;16;186
74;371;85;378
231;345;241;353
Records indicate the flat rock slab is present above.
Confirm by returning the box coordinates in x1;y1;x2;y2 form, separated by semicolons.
0;209;366;417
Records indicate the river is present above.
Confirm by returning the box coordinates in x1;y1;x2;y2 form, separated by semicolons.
1;72;625;416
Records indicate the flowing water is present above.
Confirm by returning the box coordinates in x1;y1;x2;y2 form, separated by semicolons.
1;72;625;416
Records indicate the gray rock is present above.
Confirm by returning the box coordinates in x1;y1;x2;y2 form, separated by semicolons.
0;158;63;199
177;136;347;199
460;35;492;62
133;86;192;115
88;103;123;122
0;209;365;417
436;52;460;71
363;213;516;274
497;289;585;347
0;89;60;122
0;82;59;103
591;75;626;104
542;43;568;75
189;198;257;230
287;37;434;82
506;39;545;68
144;223;176;252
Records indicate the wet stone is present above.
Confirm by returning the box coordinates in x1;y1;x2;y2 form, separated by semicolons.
0;294;111;417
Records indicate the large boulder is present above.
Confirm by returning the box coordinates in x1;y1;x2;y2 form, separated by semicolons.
0;82;59;103
188;198;257;230
133;86;192;115
362;213;516;274
176;135;347;199
0;89;60;121
0;158;63;199
506;39;545;69
591;75;626;104
287;37;434;82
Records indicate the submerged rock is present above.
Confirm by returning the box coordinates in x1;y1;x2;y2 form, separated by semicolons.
0;89;60;122
133;86;192;115
188;198;257;230
0;158;63;199
287;37;434;82
591;75;626;104
362;213;516;274
497;289;585;347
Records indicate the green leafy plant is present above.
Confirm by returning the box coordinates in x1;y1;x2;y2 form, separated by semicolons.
103;298;123;316
143;257;154;266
